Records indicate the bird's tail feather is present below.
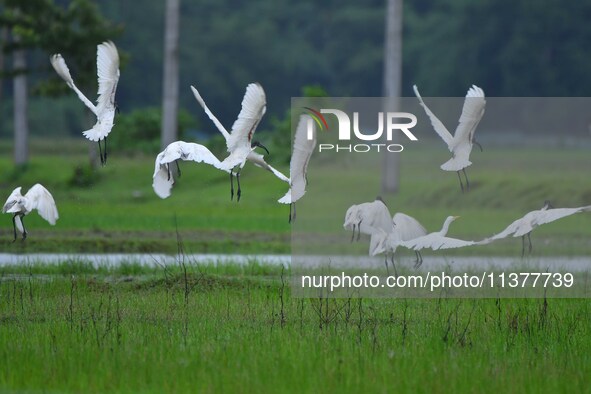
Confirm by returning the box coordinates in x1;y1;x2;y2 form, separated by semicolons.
82;127;103;142
440;156;472;172
15;215;24;234
152;168;174;199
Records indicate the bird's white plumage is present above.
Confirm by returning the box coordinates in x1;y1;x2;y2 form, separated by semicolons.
413;84;486;172
343;199;393;236
2;184;59;226
226;83;266;152
95;41;120;115
152;141;227;199
50;41;120;142
399;216;475;251
489;205;591;240
278;115;317;204
247;152;289;183
191;83;272;173
49;54;97;114
369;213;428;256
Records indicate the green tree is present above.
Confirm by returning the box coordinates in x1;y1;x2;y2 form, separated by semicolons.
0;0;122;165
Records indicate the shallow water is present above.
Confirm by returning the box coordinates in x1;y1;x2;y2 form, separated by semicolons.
0;253;590;272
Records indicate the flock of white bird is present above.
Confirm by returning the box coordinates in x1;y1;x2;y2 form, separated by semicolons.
2;40;589;265
2;41;317;240
344;84;590;274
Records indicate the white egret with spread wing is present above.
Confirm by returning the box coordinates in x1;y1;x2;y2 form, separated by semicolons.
399;216;476;267
50;41;120;165
413;84;486;192
344;198;392;242
277;115;317;223
2;184;59;241
369;212;428;275
190;83;277;201
487;201;591;256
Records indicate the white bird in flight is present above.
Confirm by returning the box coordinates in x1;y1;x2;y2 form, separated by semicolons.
486;201;591;257
50;41;120;165
369;212;428;275
413;84;486;192
152;83;283;199
344;197;392;242
277;115;317;223
399;216;476;267
152;141;228;198
190;83;278;201
2;184;59;241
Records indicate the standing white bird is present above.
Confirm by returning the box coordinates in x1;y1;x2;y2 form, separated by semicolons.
369;212;428;275
190;83;278;201
2;184;59;241
399;216;476;267
277;115;317;223
344;197;392;242
50;41;120;165
413;84;486;192
487;201;591;257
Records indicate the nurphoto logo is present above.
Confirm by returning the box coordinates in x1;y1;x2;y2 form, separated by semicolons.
303;106;418;153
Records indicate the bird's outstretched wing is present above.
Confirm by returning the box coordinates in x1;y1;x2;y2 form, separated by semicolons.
2;187;22;213
369;228;388;256
152;141;226;199
533;207;589;227
95;41;120;114
246;152;289;183
392;212;427;241
451;85;485;148
487;217;525;241
226;83;266;152
279;115;317;204
24;184;59;225
50;54;97;115
413;84;453;148
190;85;231;141
402;234;474;251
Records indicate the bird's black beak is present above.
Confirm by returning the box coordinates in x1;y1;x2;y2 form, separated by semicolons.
543;200;554;209
251;140;270;155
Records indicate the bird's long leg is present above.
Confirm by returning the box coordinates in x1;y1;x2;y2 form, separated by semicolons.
292;203;296;222
473;139;483;152
414;251;423;268
521;235;526;258
236;171;242;202
384;255;390;276
390;254;398;278
97;140;104;166
21;214;27;241
230;170;234;201
288;203;292;224
176;160;182;178
462;168;470;192
104;136;108;164
527;232;533;254
350;224;356;243
11;214;17;242
357;219;362;241
457;171;465;193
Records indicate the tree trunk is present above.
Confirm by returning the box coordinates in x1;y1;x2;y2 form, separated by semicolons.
160;0;180;149
381;0;403;193
13;46;28;166
0;28;6;104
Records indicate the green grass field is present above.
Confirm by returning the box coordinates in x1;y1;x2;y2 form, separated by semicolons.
1;141;590;392
0;139;590;255
1;263;590;393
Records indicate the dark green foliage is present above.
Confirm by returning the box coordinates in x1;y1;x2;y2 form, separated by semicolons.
108;107;195;154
